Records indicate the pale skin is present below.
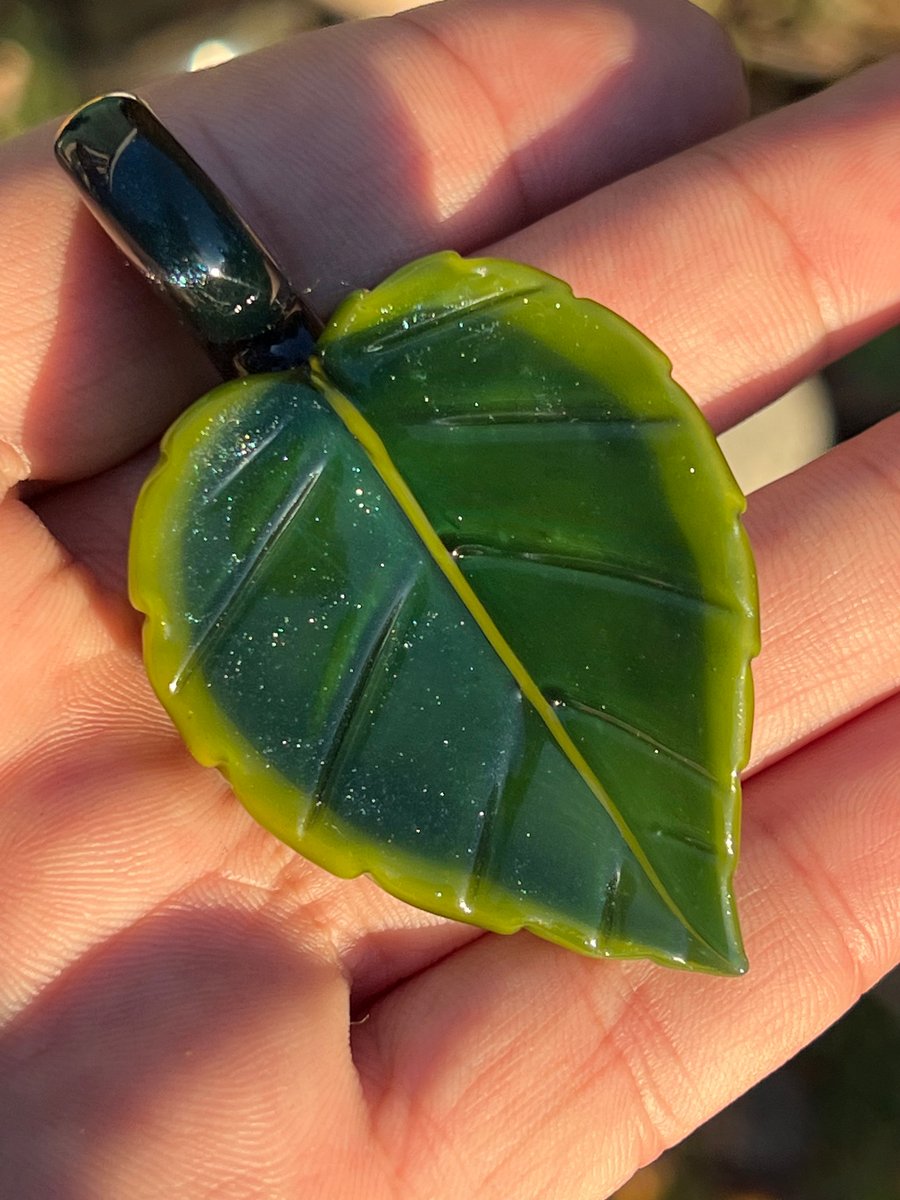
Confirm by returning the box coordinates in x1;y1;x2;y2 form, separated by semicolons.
0;0;898;1195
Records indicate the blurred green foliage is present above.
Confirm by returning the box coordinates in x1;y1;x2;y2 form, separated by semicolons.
0;3;79;138
660;990;900;1200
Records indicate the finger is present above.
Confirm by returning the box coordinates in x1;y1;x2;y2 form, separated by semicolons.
29;447;153;595
745;410;900;772
0;906;368;1197
353;693;900;1198
0;0;747;485
491;53;900;431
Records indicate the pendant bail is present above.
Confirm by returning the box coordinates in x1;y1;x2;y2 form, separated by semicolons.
55;93;323;377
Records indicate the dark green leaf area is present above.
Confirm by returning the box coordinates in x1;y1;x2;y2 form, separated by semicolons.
134;253;757;973
319;252;757;969
321;256;746;601
145;374;733;970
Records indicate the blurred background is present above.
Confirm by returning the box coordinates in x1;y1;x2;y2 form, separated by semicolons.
0;1;897;1197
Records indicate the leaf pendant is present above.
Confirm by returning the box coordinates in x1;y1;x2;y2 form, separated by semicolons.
58;98;759;974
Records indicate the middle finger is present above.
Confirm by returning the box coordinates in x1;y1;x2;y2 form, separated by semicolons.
493;54;900;431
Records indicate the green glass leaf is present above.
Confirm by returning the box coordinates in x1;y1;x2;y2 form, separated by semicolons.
130;252;758;973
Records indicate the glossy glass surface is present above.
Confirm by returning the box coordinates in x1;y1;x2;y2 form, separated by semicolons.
55;94;321;375
130;253;758;973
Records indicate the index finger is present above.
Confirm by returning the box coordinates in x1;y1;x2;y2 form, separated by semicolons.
0;0;746;487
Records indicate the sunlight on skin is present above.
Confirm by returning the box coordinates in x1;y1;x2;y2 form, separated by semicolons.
0;0;747;484
0;1;897;1196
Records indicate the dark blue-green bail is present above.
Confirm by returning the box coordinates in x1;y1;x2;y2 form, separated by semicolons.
55;93;322;377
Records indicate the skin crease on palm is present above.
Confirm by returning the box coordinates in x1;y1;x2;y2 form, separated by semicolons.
0;0;897;1194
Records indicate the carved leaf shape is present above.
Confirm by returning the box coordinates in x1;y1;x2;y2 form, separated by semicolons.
130;253;758;973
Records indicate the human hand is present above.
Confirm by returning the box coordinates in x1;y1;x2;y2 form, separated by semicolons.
0;1;897;1195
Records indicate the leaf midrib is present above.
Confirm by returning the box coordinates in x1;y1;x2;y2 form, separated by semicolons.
311;360;727;964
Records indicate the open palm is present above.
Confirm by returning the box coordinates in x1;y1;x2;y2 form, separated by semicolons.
0;2;897;1195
